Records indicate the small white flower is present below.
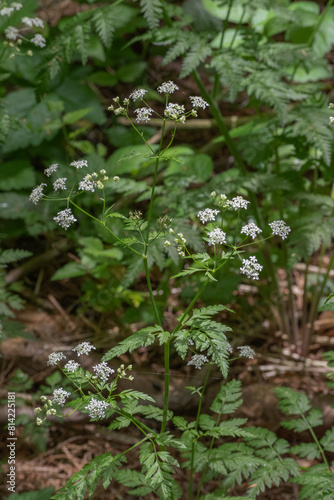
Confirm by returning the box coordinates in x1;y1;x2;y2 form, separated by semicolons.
93;362;114;382
22;16;44;28
240;256;263;280
113;176;120;182
54;208;77;230
187;354;209;369
72;342;96;356
53;177;67;191
79;178;95;192
29;183;47;204
47;352;66;366
53;388;71;406
329;117;334;125
164;240;171;247
36;417;43;426
85;398;109;419
208;228;226;245
197;208;220;224
157;81;179;94
189;96;209;109
71;159;88;169
4;26;19;40
11;3;23;10
228;196;250;210
31;34;46;48
134;107;153;123
269;220;291;240
44;163;58;176
0;7;14;15
237;346;256;359
241;222;262;240
164;103;185;120
129;89;147;101
64;360;80;373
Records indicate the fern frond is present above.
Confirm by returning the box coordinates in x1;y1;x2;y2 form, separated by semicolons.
180;38;212;78
139;0;163;30
275;386;312;415
102;325;162;360
291;464;334;500
288;104;333;165
74;25;89;65
0;249;32;265
92;7;115;48
247;458;300;497
246;70;310;123
210;379;243;415
210;52;247;102
162;31;198;65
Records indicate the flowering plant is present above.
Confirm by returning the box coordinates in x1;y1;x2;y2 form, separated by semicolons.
30;83;303;499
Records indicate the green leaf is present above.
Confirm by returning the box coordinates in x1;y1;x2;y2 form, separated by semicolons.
210;379;243;415
0;160;36;191
139;0;163;30
74;25;88;65
8;487;55;500
102;326;162;360
0;249;32;265
63;108;91;125
320;427;334;453
275;387;312;415
51;262;87;280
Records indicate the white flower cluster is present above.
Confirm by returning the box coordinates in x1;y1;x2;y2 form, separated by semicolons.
47;351;66;366
44;163;58;176
53;208;77;230
134;107;153;123
187;354;209;369
0;3;22;16
241;222;262;240
53;177;67;192
269;220;291;240
22;16;44;28
29;183;46;204
237;346;256;359
164;103;185;120
70;159;88;169
85;398;109;419
228;196;249;210
157;81;179;94
72;342;96;356
197;208;220;224
78;170;109;192
31;33;46;48
240;256;263;280
3;7;46;48
189;96;209;109
52;388;71;406
129;89;147;101
4;26;19;40
208;228;226;245
64;360;80;373
93;362;115;382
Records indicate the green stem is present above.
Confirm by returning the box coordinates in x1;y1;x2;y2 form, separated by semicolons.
160;339;170;434
302;249;334;356
143;256;162;327
69;200;143;257
190;365;212;500
300;413;329;469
